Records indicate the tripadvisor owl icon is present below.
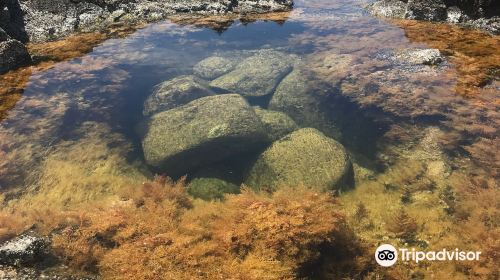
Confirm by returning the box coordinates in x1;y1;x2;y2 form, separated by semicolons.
375;244;398;267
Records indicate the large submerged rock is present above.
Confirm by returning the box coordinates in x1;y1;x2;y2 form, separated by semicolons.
210;50;295;97
142;94;268;176
253;107;298;141
245;128;353;192
268;67;341;139
193;56;241;80
143;75;214;116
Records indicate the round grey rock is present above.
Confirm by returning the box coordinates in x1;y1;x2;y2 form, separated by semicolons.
209;50;295;97
253;107;298;141
142;94;268;177
245;128;353;192
193;56;239;80
268;67;341;139
143;75;214;116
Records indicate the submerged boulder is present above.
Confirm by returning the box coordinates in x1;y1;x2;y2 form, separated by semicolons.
245;128;353;192
268;67;341;139
210;50;295;97
395;48;444;66
193;56;240;80
142;94;268;177
0;39;31;73
253;107;298;141
143;75;214;116
378;48;445;66
365;0;407;18
187;177;240;201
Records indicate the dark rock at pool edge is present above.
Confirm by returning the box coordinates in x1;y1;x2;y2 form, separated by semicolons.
0;233;50;266
366;0;500;34
0;35;32;74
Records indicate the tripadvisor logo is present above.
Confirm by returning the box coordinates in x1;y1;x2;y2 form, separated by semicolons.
375;244;398;267
375;244;481;267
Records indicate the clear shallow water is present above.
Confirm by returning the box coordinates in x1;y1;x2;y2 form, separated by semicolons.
0;0;499;278
0;0;498;191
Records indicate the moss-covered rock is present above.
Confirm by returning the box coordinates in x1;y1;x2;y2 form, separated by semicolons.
253;107;298;141
143;75;214;116
268;67;341;139
245;128;353;192
193;56;240;80
142;94;268;177
187;177;240;201
209;50;295;97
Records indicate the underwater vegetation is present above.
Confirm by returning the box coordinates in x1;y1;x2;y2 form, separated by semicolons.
0;176;372;279
0;1;498;279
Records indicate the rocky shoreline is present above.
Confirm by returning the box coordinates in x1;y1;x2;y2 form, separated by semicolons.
366;0;499;34
0;0;293;73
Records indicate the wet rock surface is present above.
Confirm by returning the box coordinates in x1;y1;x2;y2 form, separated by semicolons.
209;50;296;97
0;233;49;266
193;56;241;80
0;264;97;279
245;128;353;192
268;67;341;139
141;94;268;177
143;75;214;116
379;48;445;66
366;0;500;34
0;32;31;73
1;0;294;43
253;107;298;141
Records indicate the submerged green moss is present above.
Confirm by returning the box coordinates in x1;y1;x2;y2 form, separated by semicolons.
187;177;240;200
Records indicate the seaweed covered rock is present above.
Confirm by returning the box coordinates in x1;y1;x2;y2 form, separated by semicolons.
193;56;240;80
0;39;31;74
210;50;295;97
142;94;268;176
0;233;50;266
268;67;341;139
245;128;353;192
253;107;298;141
187;177;240;200
143;75;214;116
